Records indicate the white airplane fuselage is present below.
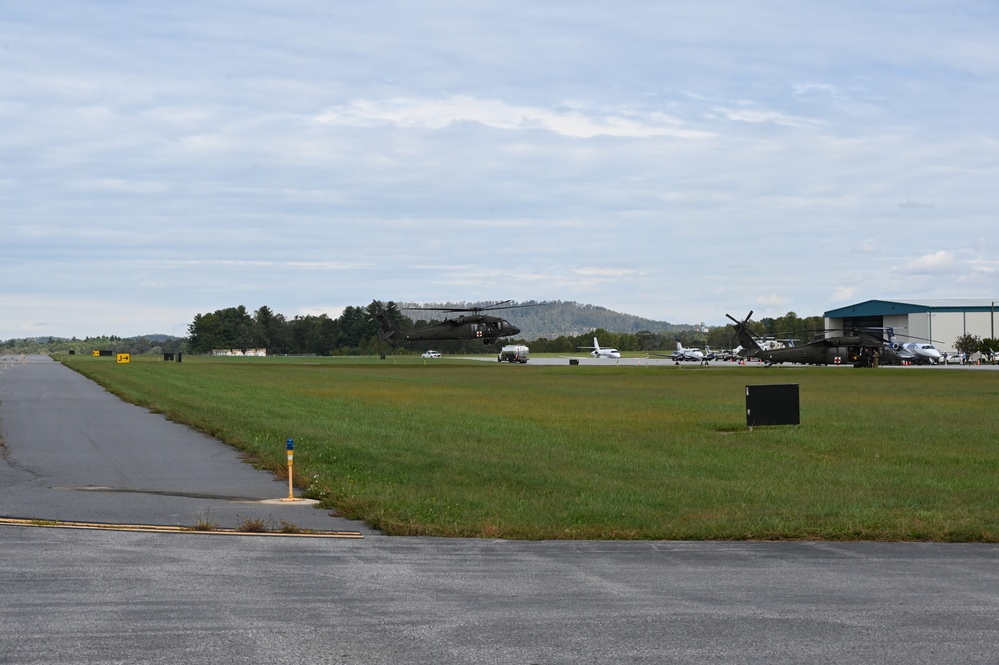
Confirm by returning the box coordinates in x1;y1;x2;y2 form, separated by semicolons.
589;337;621;359
900;342;942;364
673;342;704;361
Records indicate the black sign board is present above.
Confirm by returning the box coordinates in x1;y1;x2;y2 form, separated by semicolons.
746;384;799;429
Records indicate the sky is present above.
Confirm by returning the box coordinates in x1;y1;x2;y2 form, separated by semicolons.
2;1;998;340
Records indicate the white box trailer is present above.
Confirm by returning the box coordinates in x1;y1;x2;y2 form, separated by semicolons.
498;344;530;363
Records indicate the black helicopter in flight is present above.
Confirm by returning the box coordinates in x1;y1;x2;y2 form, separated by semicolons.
376;301;527;345
727;311;903;367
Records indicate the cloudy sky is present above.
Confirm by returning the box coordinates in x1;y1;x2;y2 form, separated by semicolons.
2;1;997;339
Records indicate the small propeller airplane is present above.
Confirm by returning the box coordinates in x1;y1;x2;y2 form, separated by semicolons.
671;341;705;362
647;341;705;363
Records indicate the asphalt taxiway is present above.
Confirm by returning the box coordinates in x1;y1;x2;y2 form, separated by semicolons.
0;355;370;534
2;355;998;663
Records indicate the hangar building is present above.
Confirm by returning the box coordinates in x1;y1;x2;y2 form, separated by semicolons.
824;299;999;352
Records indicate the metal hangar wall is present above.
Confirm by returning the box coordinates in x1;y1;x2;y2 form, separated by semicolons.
824;299;999;351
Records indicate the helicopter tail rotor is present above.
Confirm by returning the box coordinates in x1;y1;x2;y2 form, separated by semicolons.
372;310;397;342
725;311;763;356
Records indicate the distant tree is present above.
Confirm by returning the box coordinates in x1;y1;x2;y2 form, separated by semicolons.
802;315;826;337
131;337;153;354
954;333;982;356
336;306;374;350
253;306;289;354
773;312;803;340
635;331;657;352
288;314;337;355
375;300;411;331
188;306;254;353
188;312;223;353
706;325;737;350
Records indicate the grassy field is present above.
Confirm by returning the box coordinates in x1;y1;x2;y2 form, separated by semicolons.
58;354;999;541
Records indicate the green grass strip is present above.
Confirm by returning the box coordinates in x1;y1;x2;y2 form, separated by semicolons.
59;355;999;541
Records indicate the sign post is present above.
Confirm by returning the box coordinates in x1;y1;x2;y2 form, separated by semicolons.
285;438;295;500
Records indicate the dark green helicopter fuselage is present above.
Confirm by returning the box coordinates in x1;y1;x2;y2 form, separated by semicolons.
379;313;520;344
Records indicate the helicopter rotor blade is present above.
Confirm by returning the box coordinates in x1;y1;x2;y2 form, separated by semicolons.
402;300;536;314
725;310;753;326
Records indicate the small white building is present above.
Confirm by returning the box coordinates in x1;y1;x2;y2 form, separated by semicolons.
824;299;999;349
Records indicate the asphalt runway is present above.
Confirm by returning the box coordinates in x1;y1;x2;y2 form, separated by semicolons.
2;355;998;663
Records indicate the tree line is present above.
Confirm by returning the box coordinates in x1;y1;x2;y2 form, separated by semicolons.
8;306;996;358
187;302;409;356
185;302;831;356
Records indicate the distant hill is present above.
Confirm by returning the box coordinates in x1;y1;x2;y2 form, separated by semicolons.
0;334;183;354
135;334;180;343
397;300;695;340
3;334;180;345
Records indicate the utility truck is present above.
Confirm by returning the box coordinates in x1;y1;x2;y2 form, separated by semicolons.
497;344;529;363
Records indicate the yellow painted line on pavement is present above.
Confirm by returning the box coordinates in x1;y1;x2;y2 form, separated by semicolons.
0;517;363;538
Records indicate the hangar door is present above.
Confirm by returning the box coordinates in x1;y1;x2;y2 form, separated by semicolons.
842;316;883;331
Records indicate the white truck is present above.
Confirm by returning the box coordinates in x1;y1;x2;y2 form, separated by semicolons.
497;344;530;363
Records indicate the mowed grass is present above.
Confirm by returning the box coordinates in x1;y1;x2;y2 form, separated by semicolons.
59;355;999;541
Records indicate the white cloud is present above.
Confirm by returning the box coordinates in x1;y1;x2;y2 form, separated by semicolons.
314;96;714;139
756;294;790;308
792;83;846;100
572;267;641;278
72;179;167;194
830;286;858;303
901;251;955;274
717;106;823;128
156;259;365;270
854;239;878;254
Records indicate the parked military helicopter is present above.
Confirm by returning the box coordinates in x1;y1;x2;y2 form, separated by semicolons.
376;301;527;345
726;311;903;367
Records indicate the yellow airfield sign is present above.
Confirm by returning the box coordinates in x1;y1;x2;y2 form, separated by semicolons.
116;353;130;364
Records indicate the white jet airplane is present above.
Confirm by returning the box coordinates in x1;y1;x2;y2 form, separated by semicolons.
578;337;621;359
897;342;943;365
886;328;943;364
